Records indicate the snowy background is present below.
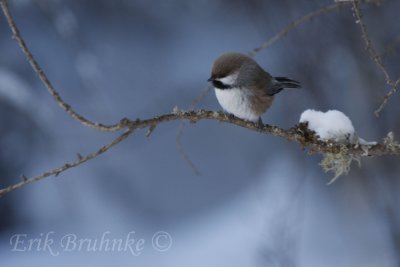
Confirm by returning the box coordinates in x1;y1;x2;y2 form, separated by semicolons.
1;0;400;266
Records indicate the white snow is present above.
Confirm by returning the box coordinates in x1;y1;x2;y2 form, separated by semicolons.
358;137;377;146
299;109;376;145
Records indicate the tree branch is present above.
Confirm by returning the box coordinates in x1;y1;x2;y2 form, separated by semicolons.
178;0;381;174
176;86;211;176
374;78;400;116
249;2;348;56
0;0;123;132
0;0;399;197
351;0;400;116
1;110;399;197
0;128;134;197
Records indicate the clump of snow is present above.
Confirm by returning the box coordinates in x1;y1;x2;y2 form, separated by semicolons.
299;109;355;143
299;109;377;184
299;109;376;145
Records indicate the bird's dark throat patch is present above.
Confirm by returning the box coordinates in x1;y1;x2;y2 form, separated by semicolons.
212;80;232;90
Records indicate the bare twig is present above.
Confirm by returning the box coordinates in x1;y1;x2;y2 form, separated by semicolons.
249;2;347;57
374;78;400;116
352;0;390;82
0;129;134;197
176;86;211;175
0;0;123;132
250;0;382;57
146;124;157;137
351;0;400;116
176;120;201;176
1;110;399;197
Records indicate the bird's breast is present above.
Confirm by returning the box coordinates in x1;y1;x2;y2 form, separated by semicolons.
214;87;260;122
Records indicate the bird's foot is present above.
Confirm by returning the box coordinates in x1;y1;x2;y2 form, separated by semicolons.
224;113;236;120
257;117;264;130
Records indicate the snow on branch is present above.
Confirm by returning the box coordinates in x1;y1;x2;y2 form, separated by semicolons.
300;109;376;184
1;109;399;196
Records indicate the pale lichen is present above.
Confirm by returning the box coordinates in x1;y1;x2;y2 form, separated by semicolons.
172;106;183;115
383;132;400;152
319;145;360;185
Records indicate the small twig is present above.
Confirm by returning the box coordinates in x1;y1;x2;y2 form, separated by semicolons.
0;0;123;132
352;0;390;82
176;86;211;175
249;2;346;57
189;86;212;109
0;129;134;197
146;124;156;137
250;0;381;56
374;78;400;116
176;120;201;176
351;0;400;116
1;110;399;197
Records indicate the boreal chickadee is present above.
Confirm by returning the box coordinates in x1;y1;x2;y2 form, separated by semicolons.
208;52;300;125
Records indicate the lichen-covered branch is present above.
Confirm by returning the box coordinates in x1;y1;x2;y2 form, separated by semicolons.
1;109;399;197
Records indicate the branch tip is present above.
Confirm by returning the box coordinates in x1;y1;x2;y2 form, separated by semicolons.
146;124;156;138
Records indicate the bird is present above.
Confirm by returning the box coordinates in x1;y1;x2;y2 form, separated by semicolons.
208;52;300;126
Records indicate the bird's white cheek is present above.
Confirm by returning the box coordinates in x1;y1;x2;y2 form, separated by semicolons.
216;73;238;86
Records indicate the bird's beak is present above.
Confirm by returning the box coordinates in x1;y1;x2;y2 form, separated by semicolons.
207;77;213;82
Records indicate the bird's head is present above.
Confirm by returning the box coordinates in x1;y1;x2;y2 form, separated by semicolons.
208;52;255;89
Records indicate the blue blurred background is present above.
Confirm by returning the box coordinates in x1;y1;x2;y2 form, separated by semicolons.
1;0;400;266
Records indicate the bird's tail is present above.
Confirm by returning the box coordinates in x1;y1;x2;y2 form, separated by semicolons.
274;76;301;88
267;76;301;96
